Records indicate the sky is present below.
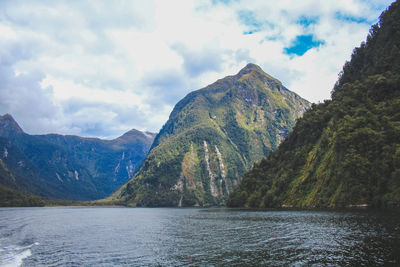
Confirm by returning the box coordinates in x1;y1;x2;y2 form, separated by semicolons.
0;0;393;139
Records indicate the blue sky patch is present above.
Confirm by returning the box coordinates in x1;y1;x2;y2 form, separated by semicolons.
244;31;255;35
335;11;371;24
297;16;319;27
284;34;325;56
237;10;263;34
211;0;234;4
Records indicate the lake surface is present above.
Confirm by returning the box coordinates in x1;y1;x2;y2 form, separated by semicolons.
0;207;399;266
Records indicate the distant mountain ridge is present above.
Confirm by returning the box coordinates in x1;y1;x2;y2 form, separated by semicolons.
228;1;400;208
108;63;310;207
0;114;155;202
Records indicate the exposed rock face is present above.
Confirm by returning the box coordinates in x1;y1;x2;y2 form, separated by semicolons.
204;141;218;197
215;145;228;194
109;63;310;207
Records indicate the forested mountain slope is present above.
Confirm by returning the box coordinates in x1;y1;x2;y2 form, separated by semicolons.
228;1;400;208
0;158;44;207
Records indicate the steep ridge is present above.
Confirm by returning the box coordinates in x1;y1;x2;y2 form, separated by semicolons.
0;114;155;201
0;158;44;206
109;64;310;206
228;1;400;208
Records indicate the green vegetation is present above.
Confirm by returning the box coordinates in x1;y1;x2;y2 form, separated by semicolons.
109;64;310;207
228;1;400;208
0;159;44;207
0;114;155;203
0;185;44;207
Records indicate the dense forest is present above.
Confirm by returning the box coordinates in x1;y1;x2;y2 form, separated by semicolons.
228;0;400;208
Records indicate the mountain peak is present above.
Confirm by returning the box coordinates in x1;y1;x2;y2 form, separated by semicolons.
235;63;281;85
0;114;23;136
237;63;263;77
243;63;262;70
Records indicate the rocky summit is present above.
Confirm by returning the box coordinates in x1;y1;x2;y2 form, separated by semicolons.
108;63;310;207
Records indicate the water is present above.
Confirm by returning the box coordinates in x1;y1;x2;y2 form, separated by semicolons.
0;207;399;266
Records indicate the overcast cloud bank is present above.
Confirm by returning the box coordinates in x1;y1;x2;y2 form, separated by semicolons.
0;0;392;138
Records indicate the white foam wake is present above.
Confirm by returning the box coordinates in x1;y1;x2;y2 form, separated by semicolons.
0;242;38;267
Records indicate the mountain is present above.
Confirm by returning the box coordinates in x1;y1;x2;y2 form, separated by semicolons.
0;114;156;201
0;114;23;137
227;1;400;208
108;64;310;207
0;158;44;207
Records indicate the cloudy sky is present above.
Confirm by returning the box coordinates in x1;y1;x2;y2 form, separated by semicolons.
0;0;393;138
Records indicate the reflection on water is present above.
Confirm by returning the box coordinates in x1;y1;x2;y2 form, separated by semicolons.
0;207;399;266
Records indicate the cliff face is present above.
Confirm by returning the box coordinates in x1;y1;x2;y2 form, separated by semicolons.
228;1;400;208
110;63;310;207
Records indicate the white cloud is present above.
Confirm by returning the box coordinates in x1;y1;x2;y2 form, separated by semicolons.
0;0;394;138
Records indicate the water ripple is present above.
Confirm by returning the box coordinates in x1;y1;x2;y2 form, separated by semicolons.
0;207;399;266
